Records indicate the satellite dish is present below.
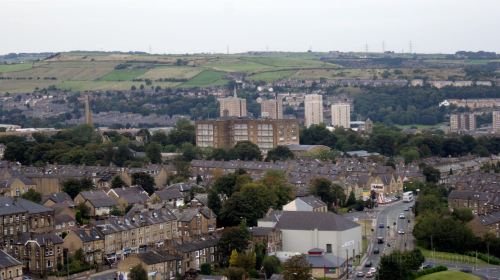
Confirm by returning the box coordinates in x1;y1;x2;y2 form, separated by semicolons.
268;87;274;92
256;97;263;104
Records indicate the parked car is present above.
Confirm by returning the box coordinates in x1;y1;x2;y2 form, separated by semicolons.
421;263;433;269
460;267;472;273
373;247;380;254
378;223;385;228
398;229;405;234
366;271;374;278
377;237;384;244
365;260;372;267
399;213;405;219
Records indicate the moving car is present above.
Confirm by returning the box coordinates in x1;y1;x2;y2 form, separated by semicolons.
373;247;380;254
365;260;372;267
377;237;384;244
398;229;405;234
379;223;385;228
399;213;406;219
356;271;365;277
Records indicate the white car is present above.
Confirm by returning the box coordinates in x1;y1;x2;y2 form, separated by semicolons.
398;229;405;234
399;213;405;219
23;277;33;280
369;267;377;273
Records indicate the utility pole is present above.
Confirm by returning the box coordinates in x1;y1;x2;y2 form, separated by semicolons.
382;41;385;53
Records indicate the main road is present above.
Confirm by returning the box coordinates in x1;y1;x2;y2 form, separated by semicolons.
345;198;415;277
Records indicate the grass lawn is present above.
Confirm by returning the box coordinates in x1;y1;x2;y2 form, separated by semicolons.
179;70;228;87
418;247;487;265
98;69;147;81
0;63;33;73
417;271;480;280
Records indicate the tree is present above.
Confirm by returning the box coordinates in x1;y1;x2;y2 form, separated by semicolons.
260;170;293;210
266;146;294;162
145;143;162;164
346;190;356;207
236;251;256;273
111;176;128;189
230;141;262;161
262;256;281;278
229;249;239;267
452;208;474;223
129;264;148;280
309;178;334;208
224;267;246;280
422;165;440;183
75;203;90;224
207;189;222;217
62;178;94;199
21;189;42;203
110;206;123;216
219;183;273;227
131;172;155;195
282;255;311;280
218;224;250;266
200;263;212;275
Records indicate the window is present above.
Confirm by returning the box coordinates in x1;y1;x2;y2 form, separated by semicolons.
326;244;332;253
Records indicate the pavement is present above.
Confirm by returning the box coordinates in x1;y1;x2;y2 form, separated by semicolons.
73;269;117;280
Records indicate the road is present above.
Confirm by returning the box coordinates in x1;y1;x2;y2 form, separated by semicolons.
346;199;415;278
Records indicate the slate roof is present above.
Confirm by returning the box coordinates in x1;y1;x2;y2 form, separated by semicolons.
109;186;150;204
0;197;52;216
42;192;73;205
306;253;346;268
0;250;22;268
479;211;500;226
135;250;180;265
273;211;360;231
298;195;326;208
154;188;184;201
174;237;219;253
79;190;117;208
16;232;63;245
448;190;489;202
72;228;104;243
250;227;274;236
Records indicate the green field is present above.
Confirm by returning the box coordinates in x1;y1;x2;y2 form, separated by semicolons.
0;63;33;73
140;66;202;80
247;70;296;82
417;271;479;280
179;70;228;87
98;69;148;81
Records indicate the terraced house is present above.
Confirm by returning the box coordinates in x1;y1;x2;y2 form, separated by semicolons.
0;197;54;246
95;207;178;263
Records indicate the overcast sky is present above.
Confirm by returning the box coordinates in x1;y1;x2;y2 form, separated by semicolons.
2;0;499;55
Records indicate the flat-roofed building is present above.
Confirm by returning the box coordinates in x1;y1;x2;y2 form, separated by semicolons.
450;113;476;132
195;118;299;154
304;94;323;127
261;98;283;119
331;103;350;129
219;94;247;118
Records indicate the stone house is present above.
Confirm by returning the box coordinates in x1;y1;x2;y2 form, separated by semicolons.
74;190;118;217
117;250;181;280
0;250;23;280
63;228;105;264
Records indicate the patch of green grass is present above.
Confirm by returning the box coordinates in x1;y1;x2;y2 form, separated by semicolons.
418;247;487;265
0;63;34;73
247;70;296;82
243;56;333;68
179;70;228;87
206;58;273;72
416;271;479;280
98;69;147;81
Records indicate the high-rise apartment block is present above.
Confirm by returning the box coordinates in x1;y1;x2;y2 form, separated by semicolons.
219;93;247;117
304;94;323;127
331;102;351;128
450;113;476;131
493;111;500;133
195;118;299;153
261;98;283;119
